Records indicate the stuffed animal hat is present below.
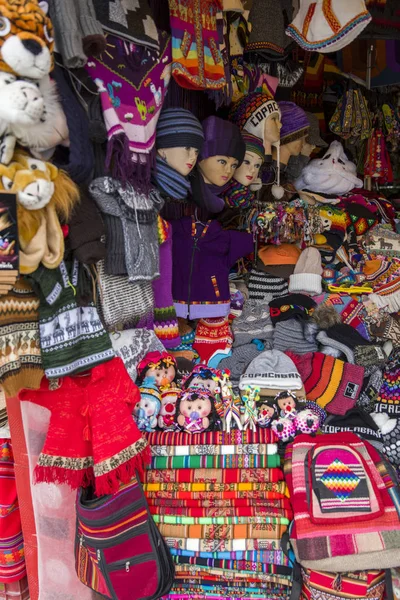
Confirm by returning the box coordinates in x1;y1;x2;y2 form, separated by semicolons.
0;0;54;78
295;141;363;195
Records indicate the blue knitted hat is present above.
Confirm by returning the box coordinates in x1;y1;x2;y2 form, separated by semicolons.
156;108;204;151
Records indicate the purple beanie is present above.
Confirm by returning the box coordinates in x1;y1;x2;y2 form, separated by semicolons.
199;116;246;165
279;101;310;145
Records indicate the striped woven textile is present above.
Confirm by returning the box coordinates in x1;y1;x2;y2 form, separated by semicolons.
150;443;277;457
146;468;282;484
149;506;290;518
171;555;292;575
146;429;277;446
169;548;290;566
157;521;289;540
164;537;283;552
144;481;286;493
153;514;289;526
150;453;280;469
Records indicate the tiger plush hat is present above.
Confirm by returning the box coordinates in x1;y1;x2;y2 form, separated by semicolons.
0;0;54;79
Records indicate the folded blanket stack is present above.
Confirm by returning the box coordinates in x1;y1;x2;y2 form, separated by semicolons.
144;429;292;600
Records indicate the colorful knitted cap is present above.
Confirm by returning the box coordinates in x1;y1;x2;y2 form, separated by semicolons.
199;116;246;165
139;377;161;410
287;351;364;416
279;101;310;145
156;108;204;151
229;93;281;141
241;131;265;161
377;348;400;404
269;293;317;325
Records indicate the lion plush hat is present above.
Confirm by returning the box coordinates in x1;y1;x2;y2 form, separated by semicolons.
0;0;54;79
0;152;79;273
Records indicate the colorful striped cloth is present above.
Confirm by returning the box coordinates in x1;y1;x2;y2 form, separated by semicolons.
171;555;292;575
157;522;289;540
147;497;292;510
164;538;283;552
146;429;277;446
145;489;288;501
146;468;282;484
173;567;291;584
144;482;286;493
169;548;290;565
150;454;280;469
149;506;291;518
153;515;289;525
150;443;277;457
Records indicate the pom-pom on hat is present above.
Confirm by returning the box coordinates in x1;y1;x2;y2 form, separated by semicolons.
279;101;310;145
199;116;246;165
156;108;204;151
229;93;281;142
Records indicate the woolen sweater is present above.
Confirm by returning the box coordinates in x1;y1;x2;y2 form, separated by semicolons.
171;217;253;319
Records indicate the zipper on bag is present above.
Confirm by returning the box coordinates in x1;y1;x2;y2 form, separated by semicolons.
108;552;155;572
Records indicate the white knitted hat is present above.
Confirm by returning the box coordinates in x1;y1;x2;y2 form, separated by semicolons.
239;349;303;391
295;141;363;195
289;247;322;296
286;0;371;53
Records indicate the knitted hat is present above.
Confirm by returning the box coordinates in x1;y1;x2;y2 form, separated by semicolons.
199;117;245;165
248;269;289;300
274;318;319;354
317;323;372;364
279;102;310;146
245;0;292;59
377;348;400;404
139;377;162;409
322;407;383;449
232;299;275;347
258;244;301;279
289;247;322;295
306;112;328;148
156;108;204;151
269;293;317;325
287;351;365;415
219;342;264;389
239;349;303;391
241;131;265;161
286;0;372;53
358;365;384;413
229;94;281;142
295;141;363;194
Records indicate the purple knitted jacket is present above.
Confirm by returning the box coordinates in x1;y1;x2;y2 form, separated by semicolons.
171;217;253;319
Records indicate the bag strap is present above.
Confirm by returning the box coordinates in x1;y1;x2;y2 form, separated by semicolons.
281;531;302;600
385;569;394;600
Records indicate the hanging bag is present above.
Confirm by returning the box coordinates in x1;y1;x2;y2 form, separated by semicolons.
75;474;174;600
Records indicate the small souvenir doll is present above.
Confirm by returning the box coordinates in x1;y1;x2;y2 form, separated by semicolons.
271;417;296;443
241;386;259;432
175;388;221;433
136;351;177;389
133;377;161;432
274;391;299;419
257;400;276;428
182;364;221;394
158;387;180;430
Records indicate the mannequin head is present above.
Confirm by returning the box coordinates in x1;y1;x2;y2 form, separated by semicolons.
273;102;310;166
155;107;204;176
301;141;316;157
157;146;199;177
229;93;282;154
233;132;265;186
198;116;245;188
199;156;240;186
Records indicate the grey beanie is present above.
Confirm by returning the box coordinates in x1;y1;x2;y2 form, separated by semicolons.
239;349;303;391
233;298;275;347
274;318;319;354
219;342;266;389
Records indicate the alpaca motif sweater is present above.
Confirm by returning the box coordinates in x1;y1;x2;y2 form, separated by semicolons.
171;217;253;319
